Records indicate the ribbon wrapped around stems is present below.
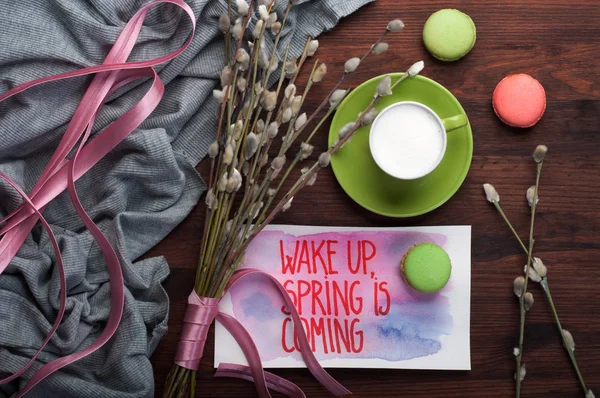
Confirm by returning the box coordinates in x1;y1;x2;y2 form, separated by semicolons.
0;1;196;396
174;268;351;398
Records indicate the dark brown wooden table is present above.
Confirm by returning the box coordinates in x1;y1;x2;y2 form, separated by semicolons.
151;0;600;396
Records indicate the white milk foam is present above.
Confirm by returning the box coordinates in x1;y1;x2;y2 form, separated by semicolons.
370;103;444;179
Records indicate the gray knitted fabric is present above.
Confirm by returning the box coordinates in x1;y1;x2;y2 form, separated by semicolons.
0;0;373;396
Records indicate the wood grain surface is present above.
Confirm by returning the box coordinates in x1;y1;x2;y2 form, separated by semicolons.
151;0;600;396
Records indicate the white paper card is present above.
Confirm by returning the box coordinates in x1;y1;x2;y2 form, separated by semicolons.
215;225;471;370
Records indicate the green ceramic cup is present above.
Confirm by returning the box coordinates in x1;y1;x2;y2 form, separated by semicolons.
368;101;469;180
329;73;473;218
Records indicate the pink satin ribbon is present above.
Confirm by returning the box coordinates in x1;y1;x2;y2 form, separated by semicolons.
0;1;195;396
175;268;352;397
175;295;221;370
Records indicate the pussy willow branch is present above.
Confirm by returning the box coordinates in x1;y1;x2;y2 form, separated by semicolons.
244;59;323;241
515;160;542;398
195;1;255;291
219;43;293;264
279;60;320;155
226;67;240;131
227;27;293;225
195;76;232;289
289;37;313;87
492;201;529;254
208;16;300;288
199;7;271;294
226;38;309;246
205;14;293;294
492;182;588;395
290;28;389;147
253;66;413;244
214;57;318;294
229;0;285;133
234;55;318;255
167;1;302;397
361;30;390;63
247;35;296;178
257;95;345;224
235;1;293;165
540;278;588;393
203;39;264;293
261;0;293;87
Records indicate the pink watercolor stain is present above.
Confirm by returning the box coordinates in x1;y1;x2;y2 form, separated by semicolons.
230;230;453;362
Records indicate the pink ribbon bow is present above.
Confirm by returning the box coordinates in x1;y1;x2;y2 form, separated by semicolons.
175;268;351;398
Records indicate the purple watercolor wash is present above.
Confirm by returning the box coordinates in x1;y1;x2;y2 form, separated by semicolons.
229;229;454;362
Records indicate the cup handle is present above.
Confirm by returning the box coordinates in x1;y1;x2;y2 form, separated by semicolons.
441;114;469;133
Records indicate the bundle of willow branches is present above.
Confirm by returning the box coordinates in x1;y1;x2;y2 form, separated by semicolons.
164;0;424;396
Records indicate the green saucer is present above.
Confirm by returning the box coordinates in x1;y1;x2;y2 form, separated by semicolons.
329;73;473;217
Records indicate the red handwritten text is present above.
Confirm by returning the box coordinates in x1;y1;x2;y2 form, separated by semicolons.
280;239;339;275
347;240;376;274
281;317;364;354
275;238;384;356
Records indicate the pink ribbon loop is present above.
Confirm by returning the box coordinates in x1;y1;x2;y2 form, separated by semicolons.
175;268;351;397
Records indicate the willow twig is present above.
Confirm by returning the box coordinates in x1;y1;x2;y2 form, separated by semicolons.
485;149;589;396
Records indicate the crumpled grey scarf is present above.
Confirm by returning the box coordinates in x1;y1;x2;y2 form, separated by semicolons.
0;0;372;396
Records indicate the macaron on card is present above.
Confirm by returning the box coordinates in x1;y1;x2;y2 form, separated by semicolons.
215;225;471;370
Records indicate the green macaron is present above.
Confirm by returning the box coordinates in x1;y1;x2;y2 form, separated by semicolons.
423;9;476;61
401;243;452;293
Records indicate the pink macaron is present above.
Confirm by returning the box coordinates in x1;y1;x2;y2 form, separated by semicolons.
492;74;546;128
